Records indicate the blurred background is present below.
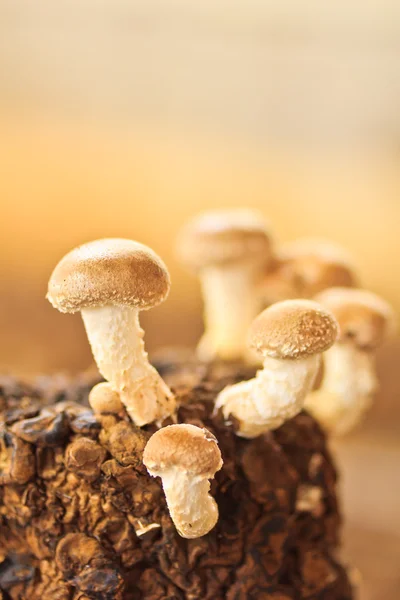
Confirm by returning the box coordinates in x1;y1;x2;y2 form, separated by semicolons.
0;1;399;597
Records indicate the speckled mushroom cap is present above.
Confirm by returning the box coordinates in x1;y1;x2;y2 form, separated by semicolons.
47;238;170;313
176;209;273;270
143;424;223;477
248;299;339;359
315;287;396;350
277;238;358;297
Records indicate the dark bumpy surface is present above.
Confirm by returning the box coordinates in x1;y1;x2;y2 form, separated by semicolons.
0;359;353;600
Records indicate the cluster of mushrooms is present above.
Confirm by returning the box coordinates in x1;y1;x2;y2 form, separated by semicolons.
47;208;396;540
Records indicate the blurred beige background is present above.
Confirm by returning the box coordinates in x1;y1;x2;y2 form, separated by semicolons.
1;0;399;376
1;2;400;597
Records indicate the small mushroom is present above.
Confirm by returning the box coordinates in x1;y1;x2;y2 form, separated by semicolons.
89;383;124;416
305;287;396;435
176;209;274;361
47;239;176;427
261;238;358;305
132;518;161;538
214;300;338;438
143;424;223;538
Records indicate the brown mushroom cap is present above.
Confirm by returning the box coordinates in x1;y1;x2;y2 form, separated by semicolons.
277;238;357;297
143;424;222;477
47;238;170;313
315;287;396;350
248;299;338;359
176;209;273;270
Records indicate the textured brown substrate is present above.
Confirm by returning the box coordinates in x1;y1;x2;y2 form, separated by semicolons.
0;359;353;600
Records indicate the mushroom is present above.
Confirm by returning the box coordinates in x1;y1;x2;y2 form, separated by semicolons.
176;209;274;361
261;238;358;305
214;300;338;438
88;382;124;415
143;424;223;538
305;287;396;435
47;238;176;427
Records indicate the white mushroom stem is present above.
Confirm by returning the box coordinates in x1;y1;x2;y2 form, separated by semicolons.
305;343;377;435
198;264;264;361
81;305;176;427
150;467;219;539
215;354;320;438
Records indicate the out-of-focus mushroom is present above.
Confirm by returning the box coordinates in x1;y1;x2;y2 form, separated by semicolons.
47;239;176;427
305;287;396;435
143;424;223;538
261;238;358;305
176;209;274;362
215;300;338;438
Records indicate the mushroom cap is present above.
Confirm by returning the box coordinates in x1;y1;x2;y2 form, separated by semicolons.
277;238;357;297
88;383;124;415
47;238;170;313
315;287;396;350
248;299;338;359
143;424;223;477
176;209;273;270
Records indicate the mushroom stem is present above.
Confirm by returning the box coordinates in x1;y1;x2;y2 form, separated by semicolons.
157;468;219;539
198;264;263;361
81;305;175;426
305;343;377;435
215;354;320;438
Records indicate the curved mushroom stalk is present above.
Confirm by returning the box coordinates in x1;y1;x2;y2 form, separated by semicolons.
305;343;377;435
47;238;176;429
198;264;265;362
82;305;175;427
214;300;338;438
159;468;219;539
215;354;321;438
